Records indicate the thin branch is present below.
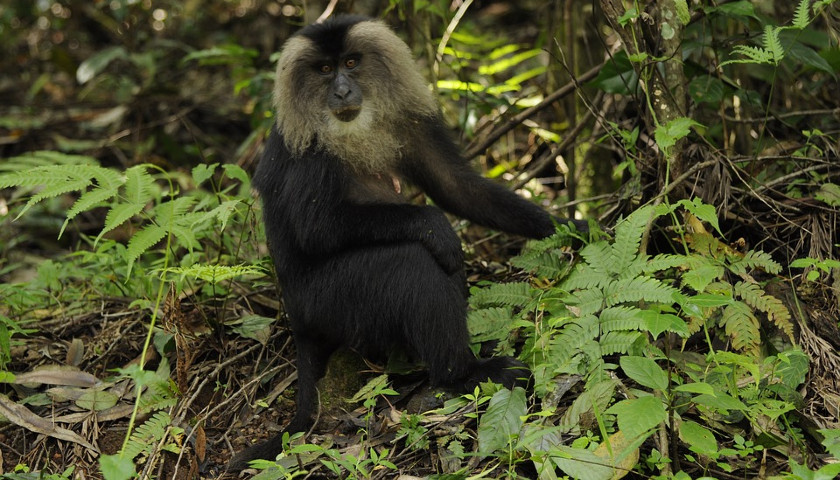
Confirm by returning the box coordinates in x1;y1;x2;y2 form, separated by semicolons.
464;61;605;159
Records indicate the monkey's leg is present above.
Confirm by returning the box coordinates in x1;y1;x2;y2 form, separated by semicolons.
227;334;333;471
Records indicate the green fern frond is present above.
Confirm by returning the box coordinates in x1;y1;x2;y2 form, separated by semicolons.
763;25;784;63
0;164;101;189
468;307;516;343
724;43;778;66
168;224;200;252
570;287;606;317
721;301;761;355
734;281;793;340
138;380;178;412
122;411;172;460
0;151;98;172
618;255;650;280
728;249;782;275
562;263;611;291
161;264;266;284
578;241;614;276
551;316;599;363
603;276;679;306
23;178;92;215
125;224;168;277
96;202;146;245
469;281;538;309
599;331;644;356
644;254;689;274
511;248;574;279
608;205;654;273
154;197;198;226
123;165;156;206
793;0;811;29
599;306;646;332
62;186;120;232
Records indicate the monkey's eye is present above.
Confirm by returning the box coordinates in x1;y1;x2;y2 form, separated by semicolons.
317;64;333;75
344;58;358;69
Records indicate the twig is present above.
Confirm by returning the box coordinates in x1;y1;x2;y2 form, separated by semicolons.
464;61;605;159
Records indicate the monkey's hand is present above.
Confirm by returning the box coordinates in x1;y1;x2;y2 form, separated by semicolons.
419;209;464;274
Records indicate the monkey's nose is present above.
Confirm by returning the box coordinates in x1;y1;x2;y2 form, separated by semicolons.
334;84;352;99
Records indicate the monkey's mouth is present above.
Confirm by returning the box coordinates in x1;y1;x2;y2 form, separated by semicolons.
331;107;361;122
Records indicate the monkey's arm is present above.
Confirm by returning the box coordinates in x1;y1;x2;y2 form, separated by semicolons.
255;129;463;272
400;117;586;239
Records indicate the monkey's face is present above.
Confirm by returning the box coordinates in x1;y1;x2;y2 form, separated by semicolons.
273;17;438;164
318;56;364;122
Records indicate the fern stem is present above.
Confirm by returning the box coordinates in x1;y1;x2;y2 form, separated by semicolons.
119;165;176;463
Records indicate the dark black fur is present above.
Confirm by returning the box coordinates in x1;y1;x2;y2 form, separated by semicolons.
228;16;585;470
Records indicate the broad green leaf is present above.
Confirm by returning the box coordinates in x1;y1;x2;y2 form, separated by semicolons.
680;421;718;455
775;350;809;389
192;163;219;186
620;356;668;391
477;387;527;454
77;46;127;84
232;314;275;345
76;390;119;411
688;75;725;104
590;51;639;95
674;382;716;396
815;183;840;207
607;396;666;439
708;0;756;19
685;293;732;308
100;453;136;480
639;310;690;339
552;445;616;480
655;117;702;154
693;392;748;413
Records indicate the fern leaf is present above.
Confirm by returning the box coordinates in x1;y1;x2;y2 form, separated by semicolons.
0;151;97;172
16;178;91;219
570;288;606;317
618;255;650;280
734;281;793;340
599;331;644;356
60;185;121;238
562;263;610;291
66;185;120;221
169;224;199;252
512;249;574;279
124;224;168;277
604;276;679;306
725;45;775;66
154;196;197;227
469;282;536;309
763;25;784;64
728;249;781;275
793;0;811;29
599;306;645;332
579;241;614;277
123;411;172;460
608;205;654;273
123;165;156;205
644;254;689;274
0;164;90;188
551;316;599;357
468;307;516;343
721;301;760;355
96;202;145;245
